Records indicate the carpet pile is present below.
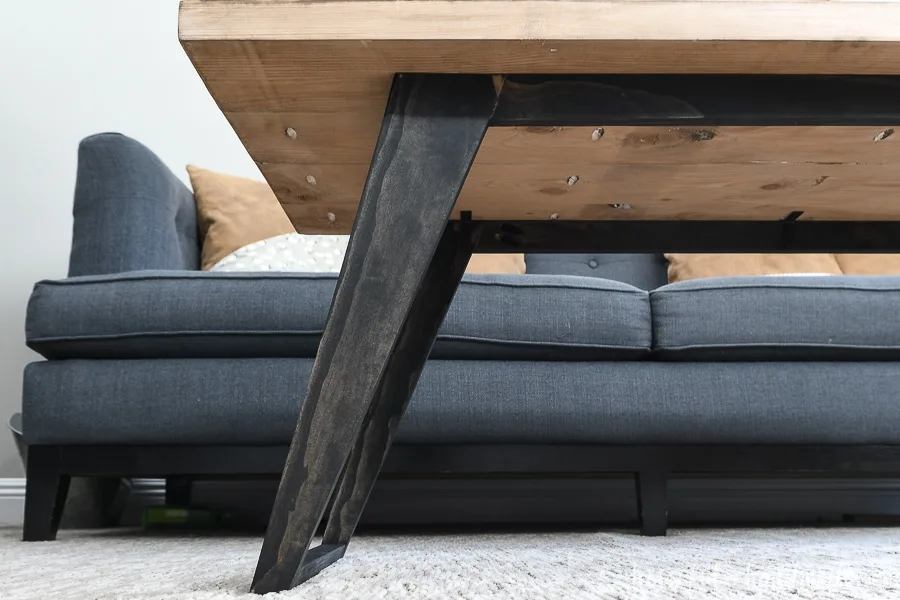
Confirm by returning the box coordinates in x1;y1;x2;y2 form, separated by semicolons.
1;526;898;599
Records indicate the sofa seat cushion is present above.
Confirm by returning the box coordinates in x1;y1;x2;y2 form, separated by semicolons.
23;359;900;445
652;275;900;360
27;271;650;360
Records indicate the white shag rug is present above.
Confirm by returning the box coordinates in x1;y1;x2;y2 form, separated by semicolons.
1;527;899;600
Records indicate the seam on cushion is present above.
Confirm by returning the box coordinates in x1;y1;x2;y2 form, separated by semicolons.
36;274;648;295
458;280;646;294
38;277;647;295
653;342;900;350
652;282;900;295
30;331;323;341
28;331;650;350
436;334;648;349
36;273;339;285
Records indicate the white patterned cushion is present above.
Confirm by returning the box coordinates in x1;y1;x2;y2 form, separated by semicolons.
211;233;348;273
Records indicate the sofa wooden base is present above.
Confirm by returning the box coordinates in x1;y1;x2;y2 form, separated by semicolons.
23;443;900;546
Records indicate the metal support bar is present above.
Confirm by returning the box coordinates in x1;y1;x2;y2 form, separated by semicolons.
491;74;900;127
469;220;900;253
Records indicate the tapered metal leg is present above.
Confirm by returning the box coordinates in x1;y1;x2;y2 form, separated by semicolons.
251;73;498;594
323;223;480;546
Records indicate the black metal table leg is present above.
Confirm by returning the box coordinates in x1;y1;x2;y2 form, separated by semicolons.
323;222;480;547
250;73;498;594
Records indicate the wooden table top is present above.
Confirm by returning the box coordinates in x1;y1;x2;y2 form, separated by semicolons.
180;0;900;233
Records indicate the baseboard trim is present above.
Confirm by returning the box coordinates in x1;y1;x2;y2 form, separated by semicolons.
0;478;26;526
2;477;899;528
0;478;166;527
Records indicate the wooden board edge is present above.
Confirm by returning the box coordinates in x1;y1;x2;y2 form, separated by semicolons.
178;0;900;43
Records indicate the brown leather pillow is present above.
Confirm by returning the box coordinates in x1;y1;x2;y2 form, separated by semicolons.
665;254;842;283
188;165;296;270
466;254;526;275
834;255;900;275
188;165;524;274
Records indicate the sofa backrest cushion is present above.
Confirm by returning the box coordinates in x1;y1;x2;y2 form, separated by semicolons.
525;254;668;290
69;133;200;276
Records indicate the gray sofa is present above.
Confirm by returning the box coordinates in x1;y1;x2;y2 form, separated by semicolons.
19;133;900;540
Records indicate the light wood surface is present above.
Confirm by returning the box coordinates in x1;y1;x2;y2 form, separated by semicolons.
180;0;900;232
180;1;900;43
263;160;900;232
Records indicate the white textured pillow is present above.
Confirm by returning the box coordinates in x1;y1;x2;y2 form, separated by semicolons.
211;233;348;273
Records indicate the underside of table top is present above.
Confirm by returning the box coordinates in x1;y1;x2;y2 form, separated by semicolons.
180;0;900;234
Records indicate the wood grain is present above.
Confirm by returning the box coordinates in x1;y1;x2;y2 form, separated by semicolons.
184;39;900;113
180;1;900;43
240;121;900;165
261;161;900;233
180;1;900;232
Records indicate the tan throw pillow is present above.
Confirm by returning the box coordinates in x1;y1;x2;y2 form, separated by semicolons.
466;254;526;275
188;165;525;274
188;165;296;270
665;254;842;283
834;255;900;275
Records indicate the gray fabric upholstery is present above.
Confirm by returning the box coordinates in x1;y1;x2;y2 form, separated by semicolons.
525;254;668;290
652;275;900;360
23;359;900;445
27;272;651;360
69;133;199;276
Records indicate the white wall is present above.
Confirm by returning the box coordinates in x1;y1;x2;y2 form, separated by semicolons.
0;1;261;476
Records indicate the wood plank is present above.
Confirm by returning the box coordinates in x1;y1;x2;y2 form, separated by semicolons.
184;39;900;113
237;121;900;166
228;111;382;165
180;0;900;233
180;1;900;43
183;41;392;113
479;126;900;165
262;162;900;233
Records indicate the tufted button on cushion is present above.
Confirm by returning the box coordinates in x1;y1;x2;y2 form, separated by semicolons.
524;254;669;290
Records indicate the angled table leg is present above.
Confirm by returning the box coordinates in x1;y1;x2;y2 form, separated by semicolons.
251;73;498;594
323;222;479;546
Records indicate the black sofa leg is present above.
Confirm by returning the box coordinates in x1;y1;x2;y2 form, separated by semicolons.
165;476;193;506
23;446;70;541
98;478;128;527
635;471;668;536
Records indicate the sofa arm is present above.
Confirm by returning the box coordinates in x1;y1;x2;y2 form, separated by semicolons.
68;133;200;276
